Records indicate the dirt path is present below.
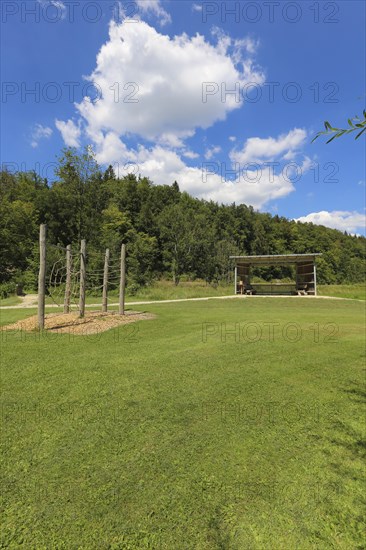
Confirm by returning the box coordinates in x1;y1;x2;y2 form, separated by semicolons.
19;294;38;307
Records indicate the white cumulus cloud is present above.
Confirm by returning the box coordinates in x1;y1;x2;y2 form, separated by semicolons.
74;20;264;148
98;139;302;209
136;0;171;26
295;211;366;233
202;165;296;207
30;124;53;148
182;150;200;159
230;128;307;165
54;19;305;209
88;126;312;209
55;119;81;147
233;37;260;56
205;146;221;160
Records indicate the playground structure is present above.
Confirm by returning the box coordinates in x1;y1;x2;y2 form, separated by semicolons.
37;224;126;329
36;226;322;328
230;253;321;296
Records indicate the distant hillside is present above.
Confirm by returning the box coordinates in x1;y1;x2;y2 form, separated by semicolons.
1;148;365;291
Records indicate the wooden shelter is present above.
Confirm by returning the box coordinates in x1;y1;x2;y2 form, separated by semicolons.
230;253;321;296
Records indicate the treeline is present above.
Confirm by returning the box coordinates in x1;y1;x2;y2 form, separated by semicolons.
1;147;365;293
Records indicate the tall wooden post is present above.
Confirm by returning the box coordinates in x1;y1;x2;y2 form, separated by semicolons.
79;239;86;318
102;248;110;313
313;260;317;296
64;245;72;314
119;244;126;315
38;224;47;330
234;265;237;295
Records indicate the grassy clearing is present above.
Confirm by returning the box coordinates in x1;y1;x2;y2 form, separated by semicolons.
318;284;365;301
44;281;364;306
1;297;365;548
3;282;364;309
0;296;22;307
38;280;233;306
44;280;234;305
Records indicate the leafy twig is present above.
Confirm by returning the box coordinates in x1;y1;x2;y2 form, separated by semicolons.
312;110;366;143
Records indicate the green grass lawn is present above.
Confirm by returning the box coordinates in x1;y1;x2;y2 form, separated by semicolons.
41;281;364;306
1;298;365;548
3;282;363;309
318;284;365;301
42;279;234;306
0;295;22;307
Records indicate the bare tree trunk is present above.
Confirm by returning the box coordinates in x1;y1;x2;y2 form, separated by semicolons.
79;239;86;318
64;244;72;314
38;224;46;330
119;244;126;315
102;248;110;313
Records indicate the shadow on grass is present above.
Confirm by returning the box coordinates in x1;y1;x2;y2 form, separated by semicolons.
328;379;366;461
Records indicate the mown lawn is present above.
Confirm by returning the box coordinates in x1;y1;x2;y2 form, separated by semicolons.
318;284;365;301
47;282;364;306
0;296;22;307
0;298;365;549
2;282;363;309
43;280;234;306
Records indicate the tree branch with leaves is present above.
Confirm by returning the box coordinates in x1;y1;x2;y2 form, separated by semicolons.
312;110;366;143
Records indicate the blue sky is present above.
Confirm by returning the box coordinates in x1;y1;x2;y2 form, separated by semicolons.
1;0;365;234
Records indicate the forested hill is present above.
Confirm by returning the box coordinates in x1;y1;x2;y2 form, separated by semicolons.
1;148;365;291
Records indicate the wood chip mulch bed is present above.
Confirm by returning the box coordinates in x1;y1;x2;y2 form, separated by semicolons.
3;310;156;335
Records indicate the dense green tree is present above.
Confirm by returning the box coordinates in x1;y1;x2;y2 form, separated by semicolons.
100;204;133;254
52;147;103;244
0;199;38;282
127;233;159;287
